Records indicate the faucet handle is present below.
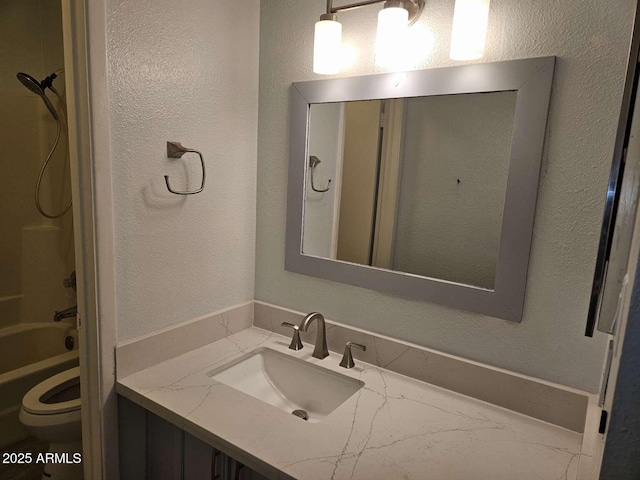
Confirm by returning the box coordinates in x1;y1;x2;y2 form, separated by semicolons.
281;322;303;351
339;342;366;369
63;271;77;291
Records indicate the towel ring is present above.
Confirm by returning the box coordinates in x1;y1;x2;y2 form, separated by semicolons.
309;156;331;193
164;141;206;195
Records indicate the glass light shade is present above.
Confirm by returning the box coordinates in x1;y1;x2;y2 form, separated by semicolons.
375;6;409;70
450;0;490;61
313;20;342;75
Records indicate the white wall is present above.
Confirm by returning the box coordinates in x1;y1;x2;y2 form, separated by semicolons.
106;0;260;343
255;0;635;392
303;103;343;258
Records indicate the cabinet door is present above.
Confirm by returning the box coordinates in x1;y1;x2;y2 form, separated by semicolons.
228;458;269;480
146;413;183;480
118;396;147;480
183;435;249;480
119;397;274;480
184;433;224;480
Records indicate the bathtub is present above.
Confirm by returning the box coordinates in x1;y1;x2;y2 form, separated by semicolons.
0;322;79;449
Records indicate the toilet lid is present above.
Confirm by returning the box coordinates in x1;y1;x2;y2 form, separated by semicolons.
22;367;81;415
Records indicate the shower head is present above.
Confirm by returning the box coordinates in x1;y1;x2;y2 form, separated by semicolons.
16;72;59;120
17;72;45;95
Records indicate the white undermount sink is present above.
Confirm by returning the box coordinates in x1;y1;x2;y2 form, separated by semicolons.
207;347;364;423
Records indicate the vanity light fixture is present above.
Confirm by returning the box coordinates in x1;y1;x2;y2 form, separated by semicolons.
314;13;343;74
375;1;409;69
313;0;425;75
450;0;491;61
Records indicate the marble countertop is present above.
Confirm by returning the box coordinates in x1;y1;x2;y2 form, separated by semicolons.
117;327;584;480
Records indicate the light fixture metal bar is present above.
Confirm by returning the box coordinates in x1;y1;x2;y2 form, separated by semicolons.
327;0;386;14
325;0;424;25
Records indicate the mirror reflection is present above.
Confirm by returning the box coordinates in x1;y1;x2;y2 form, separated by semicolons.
302;91;517;289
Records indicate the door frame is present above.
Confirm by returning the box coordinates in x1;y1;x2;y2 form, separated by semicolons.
599;205;640;477
598;2;640;475
61;0;118;478
371;98;405;269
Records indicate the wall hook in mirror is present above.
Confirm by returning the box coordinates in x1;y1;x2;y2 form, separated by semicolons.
309;156;331;193
164;141;206;195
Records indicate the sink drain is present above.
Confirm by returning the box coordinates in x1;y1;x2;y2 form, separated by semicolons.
292;409;308;421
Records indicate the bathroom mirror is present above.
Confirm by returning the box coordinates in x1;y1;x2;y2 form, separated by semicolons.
304;92;516;290
286;57;555;321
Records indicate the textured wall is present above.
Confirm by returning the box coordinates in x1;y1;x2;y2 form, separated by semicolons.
256;0;635;391
303;103;343;258
107;0;260;342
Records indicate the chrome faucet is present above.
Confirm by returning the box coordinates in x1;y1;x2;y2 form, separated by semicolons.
54;305;77;322
300;312;329;359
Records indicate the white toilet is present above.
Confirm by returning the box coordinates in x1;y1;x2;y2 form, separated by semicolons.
19;366;83;480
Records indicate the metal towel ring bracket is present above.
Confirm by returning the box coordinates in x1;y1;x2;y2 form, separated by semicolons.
164;141;206;195
309;155;331;193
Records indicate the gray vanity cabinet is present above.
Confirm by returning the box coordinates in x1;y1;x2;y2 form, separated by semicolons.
118;396;269;480
183;433;269;480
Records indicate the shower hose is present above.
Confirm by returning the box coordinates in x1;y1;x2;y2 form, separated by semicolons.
36;86;71;219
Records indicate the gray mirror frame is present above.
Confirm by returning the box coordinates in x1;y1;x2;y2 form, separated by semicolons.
286;57;556;322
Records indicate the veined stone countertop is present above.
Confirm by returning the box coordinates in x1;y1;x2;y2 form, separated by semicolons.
117;327;584;480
